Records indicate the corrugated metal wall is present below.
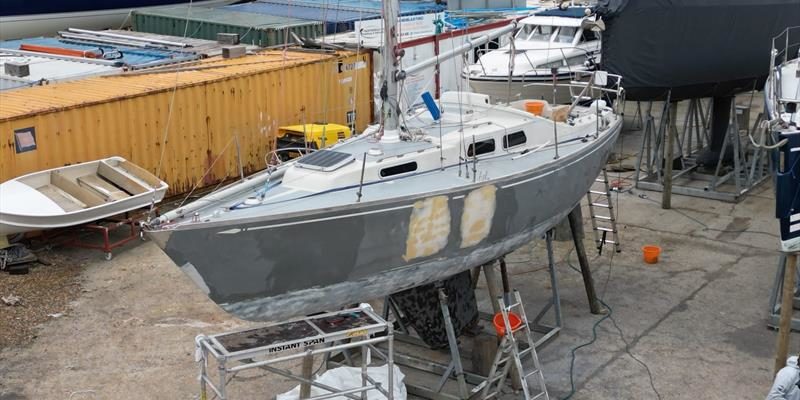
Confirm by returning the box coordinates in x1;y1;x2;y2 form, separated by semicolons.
132;6;323;46
0;50;373;195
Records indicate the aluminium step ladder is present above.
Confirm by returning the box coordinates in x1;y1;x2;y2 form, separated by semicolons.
481;290;549;400
586;168;621;253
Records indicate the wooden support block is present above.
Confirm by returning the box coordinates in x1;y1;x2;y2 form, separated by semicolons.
472;334;498;377
775;253;798;375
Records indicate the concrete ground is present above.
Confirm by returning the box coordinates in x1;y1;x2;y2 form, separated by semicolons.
0;100;791;399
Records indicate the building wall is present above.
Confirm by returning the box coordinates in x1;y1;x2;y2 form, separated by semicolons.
0;50;373;195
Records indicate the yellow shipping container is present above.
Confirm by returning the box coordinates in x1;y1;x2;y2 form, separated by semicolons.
0;50;372;195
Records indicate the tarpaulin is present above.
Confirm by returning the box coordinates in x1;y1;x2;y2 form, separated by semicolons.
596;0;800;101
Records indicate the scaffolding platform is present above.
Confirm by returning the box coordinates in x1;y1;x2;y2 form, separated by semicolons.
196;305;395;400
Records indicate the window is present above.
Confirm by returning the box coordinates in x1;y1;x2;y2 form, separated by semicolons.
530;25;554;41
503;132;527;149
555;27;578;43
516;24;534;39
467;139;496;157
380;162;418;177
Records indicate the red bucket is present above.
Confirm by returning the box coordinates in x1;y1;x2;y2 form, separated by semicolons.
493;311;522;336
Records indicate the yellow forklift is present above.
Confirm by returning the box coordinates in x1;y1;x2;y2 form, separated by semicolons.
275;123;352;160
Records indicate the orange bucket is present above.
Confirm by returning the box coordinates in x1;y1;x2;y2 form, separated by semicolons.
493;311;522;336
524;100;546;116
642;245;662;264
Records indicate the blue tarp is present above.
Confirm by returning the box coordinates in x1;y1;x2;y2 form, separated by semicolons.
225;2;380;34
535;6;590;18
0;37;197;68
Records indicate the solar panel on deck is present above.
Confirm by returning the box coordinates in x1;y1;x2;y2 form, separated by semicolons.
296;150;355;172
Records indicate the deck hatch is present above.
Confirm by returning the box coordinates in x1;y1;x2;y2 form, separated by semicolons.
296;150;354;172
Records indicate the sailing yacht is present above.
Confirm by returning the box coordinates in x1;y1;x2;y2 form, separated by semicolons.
767;27;800;252
145;2;624;322
464;7;602;104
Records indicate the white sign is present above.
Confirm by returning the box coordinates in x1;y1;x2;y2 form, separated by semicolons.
355;13;443;48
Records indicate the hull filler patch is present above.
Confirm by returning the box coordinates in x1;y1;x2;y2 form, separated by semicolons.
404;195;451;261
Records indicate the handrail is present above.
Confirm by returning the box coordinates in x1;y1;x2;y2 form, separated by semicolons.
469;46;599;77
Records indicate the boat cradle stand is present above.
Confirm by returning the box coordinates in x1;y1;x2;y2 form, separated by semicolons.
194;305;395;400
633;93;772;203
39;210;151;260
368;230;565;400
768;253;800;332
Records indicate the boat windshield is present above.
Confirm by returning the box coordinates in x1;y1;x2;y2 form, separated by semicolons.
516;24;555;41
555;26;578;43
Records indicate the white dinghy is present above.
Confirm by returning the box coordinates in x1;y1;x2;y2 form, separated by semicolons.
0;157;168;235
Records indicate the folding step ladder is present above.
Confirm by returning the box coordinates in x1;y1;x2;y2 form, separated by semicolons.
586;168;621;253
481;290;549;400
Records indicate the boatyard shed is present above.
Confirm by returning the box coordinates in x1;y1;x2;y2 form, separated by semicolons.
0;50;372;195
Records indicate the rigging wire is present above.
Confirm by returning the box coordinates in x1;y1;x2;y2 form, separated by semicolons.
147;0;195;220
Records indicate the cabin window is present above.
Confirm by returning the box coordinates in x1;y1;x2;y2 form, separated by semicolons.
503;132;527;149
516;24;534;39
555;27;578;43
467;139;496;157
530;25;554;41
380;162;418;177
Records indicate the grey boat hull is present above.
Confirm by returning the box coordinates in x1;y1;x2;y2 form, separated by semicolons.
149;125;619;321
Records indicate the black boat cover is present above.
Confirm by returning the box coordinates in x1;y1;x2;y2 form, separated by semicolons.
596;0;800;101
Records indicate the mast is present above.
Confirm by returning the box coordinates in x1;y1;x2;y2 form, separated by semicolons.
381;0;402;142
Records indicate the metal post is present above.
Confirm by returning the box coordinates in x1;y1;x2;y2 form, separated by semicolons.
438;288;469;398
361;343;369;400
546;230;562;327
775;253;798;375
199;345;208;400
499;257;511;304
483;262;503;315
387;325;395;400
567;206;603;314
218;359;227;400
662;100;676;209
356;152;367;202
301;349;314;399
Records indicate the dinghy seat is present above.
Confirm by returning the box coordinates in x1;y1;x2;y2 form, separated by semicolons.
36;172;106;212
37;185;87;212
77;175;130;201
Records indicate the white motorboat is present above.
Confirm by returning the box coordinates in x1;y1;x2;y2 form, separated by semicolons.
464;7;602;104
0;157;168;235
